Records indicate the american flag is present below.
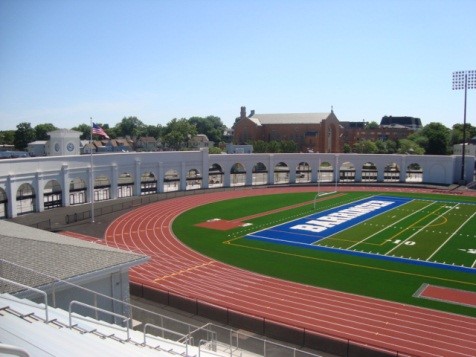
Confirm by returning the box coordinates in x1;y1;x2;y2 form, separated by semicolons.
92;123;110;139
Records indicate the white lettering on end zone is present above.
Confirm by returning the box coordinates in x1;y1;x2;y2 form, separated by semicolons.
290;200;393;233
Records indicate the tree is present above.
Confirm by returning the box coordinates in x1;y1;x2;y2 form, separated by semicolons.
14;122;36;150
208;146;222;154
252;140;268;153
0;130;15;145
366;121;379;129
113;116;146;138
72;123;93;140
385;140;398;154
143;124;163;139
343;143;352;153
34;123;58;140
267;140;281;153
353;140;378;154
188;116;226;143
451;123;476;145
397;139;425;155
162;118;197;150
279;140;298;153
415;122;451;155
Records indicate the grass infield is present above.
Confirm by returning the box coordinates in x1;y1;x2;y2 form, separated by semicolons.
172;191;476;317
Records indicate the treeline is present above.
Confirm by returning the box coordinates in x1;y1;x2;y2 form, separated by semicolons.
1;118;474;155
0;116;228;152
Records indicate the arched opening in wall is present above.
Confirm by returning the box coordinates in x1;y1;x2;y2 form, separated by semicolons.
384;163;400;182
141;171;157;195
296;162;311;183
209;163;224;187
231;163;246;186
340;162;356;182
44;179;62;209
252;162;268;186
118;172;134;198
0;187;8;218
94;175;111;202
16;183;35;215
69;178;86;205
406;163;423;183
274;162;290;184
186;169;202;190
362;162;378;182
164;169;180;192
319;161;334;182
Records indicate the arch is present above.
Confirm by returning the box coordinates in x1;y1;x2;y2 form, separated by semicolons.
362;162;378;182
44;179;62;209
384;163;400;182
164;169;180;192
16;183;35;215
406;163;423;183
118;172;134;198
252;162;268;186
230;163;246;187
94;175;111;202
209;163;224;187
141;171;157;195
69;177;87;205
0;187;8;219
186;168;202;190
274;162;289;184
319;161;334;182
296;162;311;183
340;161;356;182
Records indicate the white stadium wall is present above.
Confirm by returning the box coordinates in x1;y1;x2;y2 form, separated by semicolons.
0;149;473;218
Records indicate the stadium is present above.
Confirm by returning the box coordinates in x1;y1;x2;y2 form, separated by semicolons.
1;151;476;356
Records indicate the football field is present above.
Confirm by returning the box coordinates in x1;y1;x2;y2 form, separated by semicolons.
246;195;476;270
174;190;476;317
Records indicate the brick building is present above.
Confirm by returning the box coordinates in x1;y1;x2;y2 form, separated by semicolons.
233;107;342;153
340;122;415;148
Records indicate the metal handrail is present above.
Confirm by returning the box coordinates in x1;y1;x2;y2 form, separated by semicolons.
68;300;130;340
143;323;193;355
198;339;223;357
0;277;49;322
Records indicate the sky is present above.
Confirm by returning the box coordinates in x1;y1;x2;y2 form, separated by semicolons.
1;0;475;131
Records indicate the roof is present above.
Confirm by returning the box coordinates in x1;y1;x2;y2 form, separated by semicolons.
249;112;331;126
0;220;148;292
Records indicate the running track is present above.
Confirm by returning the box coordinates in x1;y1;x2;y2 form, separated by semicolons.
103;187;476;357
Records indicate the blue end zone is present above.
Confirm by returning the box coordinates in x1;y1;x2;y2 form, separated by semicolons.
245;195;475;274
246;196;410;245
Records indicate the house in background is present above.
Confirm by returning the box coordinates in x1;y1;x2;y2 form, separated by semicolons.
189;134;213;150
135;136;158;151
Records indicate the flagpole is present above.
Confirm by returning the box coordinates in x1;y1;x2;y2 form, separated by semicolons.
90;117;95;223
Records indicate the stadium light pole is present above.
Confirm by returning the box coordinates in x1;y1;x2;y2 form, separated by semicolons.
452;70;476;184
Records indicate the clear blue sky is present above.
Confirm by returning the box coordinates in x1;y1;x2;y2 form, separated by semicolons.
1;0;475;131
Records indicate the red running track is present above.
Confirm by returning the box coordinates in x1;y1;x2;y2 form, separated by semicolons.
104;187;476;357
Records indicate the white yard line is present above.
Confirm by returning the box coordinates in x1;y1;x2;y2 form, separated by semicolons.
385;203;459;256
426;210;476;261
348;200;435;249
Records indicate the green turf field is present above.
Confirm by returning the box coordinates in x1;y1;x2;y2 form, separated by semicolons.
172;191;476;317
316;197;476;268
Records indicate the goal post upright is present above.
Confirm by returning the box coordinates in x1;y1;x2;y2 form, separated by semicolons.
314;158;321;210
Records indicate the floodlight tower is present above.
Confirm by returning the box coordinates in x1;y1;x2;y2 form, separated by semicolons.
452;70;476;184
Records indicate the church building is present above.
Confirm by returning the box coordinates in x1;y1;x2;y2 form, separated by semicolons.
233;106;342;153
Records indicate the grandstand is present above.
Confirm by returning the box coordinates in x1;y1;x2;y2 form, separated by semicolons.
0;220;323;357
